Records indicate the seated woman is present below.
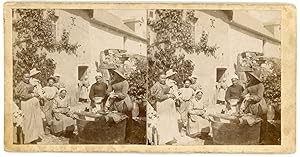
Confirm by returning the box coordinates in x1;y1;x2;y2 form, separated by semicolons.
52;88;75;137
187;90;210;139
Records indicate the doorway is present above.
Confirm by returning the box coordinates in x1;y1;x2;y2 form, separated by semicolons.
216;67;227;82
78;65;88;81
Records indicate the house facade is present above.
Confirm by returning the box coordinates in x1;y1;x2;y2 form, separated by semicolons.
13;9;147;104
148;10;281;104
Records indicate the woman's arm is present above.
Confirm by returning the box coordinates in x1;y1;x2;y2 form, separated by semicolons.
19;87;34;100
89;84;95;101
249;84;264;103
115;81;129;99
151;83;169;101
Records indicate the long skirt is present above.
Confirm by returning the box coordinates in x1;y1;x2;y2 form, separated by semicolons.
42;99;55;126
187;114;210;137
156;98;180;144
177;100;192;127
52;113;75;134
21;97;44;143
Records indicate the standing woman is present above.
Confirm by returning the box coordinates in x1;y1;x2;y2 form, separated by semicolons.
242;70;268;144
106;68;133;142
15;73;44;144
42;77;58;134
177;78;194;134
150;73;180;145
165;69;179;98
78;75;90;103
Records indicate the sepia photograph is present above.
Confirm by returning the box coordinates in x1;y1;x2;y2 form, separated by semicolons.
11;9;147;145
3;3;296;153
147;9;281;145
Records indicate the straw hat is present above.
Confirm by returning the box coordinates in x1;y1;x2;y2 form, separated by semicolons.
190;75;198;79
231;74;239;80
166;69;177;78
29;68;41;77
247;70;262;82
112;67;126;79
54;73;61;77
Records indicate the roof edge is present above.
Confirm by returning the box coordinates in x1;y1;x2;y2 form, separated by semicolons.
90;16;147;42
230;21;281;44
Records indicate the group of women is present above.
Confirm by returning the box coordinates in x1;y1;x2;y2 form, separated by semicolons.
150;69;210;145
14;67;135;144
14;68;74;144
150;68;268;145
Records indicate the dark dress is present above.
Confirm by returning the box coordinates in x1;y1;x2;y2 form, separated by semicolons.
108;80;133;142
243;82;268;143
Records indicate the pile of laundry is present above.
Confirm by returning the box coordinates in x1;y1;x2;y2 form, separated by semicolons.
209;113;262;126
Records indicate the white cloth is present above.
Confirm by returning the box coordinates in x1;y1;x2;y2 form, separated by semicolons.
166;79;179;98
30;78;45;97
156;98;180;144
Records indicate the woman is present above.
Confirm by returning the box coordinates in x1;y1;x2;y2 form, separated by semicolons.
225;74;244;114
89;72;108;111
78;75;90;103
177;78;194;133
150;73;180;145
29;68;45;98
165;69;179;98
52;88;75;137
42;77;58;134
187;90;210;138
106;67;133;142
216;77;227;105
15;73;44;144
241;70;268;144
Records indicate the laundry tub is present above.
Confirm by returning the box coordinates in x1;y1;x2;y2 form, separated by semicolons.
210;116;261;145
76;111;127;144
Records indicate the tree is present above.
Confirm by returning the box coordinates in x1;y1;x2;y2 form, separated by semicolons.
147;9;218;88
127;55;147;98
12;9;80;87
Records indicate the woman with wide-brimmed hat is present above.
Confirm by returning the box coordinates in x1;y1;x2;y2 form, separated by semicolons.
165;69;179;98
106;67;133;142
242;70;268;144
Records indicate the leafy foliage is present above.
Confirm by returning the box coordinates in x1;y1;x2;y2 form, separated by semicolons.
127;56;147;98
147;9;218;88
261;58;281;107
13;9;80;87
240;52;281;109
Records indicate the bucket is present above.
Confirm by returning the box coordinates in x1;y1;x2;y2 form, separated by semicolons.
211;118;261;145
76;115;127;144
